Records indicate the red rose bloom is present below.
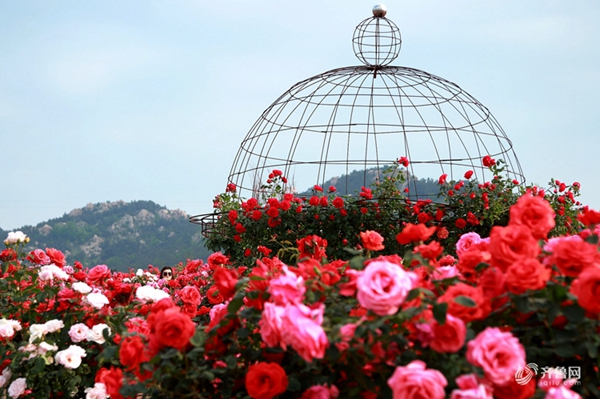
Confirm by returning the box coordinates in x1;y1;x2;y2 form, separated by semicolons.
97;367;125;399
152;307;196;351
119;335;150;371
571;265;600;314
245;362;288;399
206;285;224;304
360;230;385;251
505;258;550;294
438;283;491;323
508;194;555;239
178;285;202;306
87;264;111;284
464;170;474;179
489;225;540;272
396;223;436;245
213;267;239;300
45;248;66;267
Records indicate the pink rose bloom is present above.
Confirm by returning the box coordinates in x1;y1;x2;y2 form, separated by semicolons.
545;386;581;399
68;323;90;343
456;232;482;257
336;322;359;352
8;377;27;398
356;260;416;316
432;265;460;281
178;286;202;306
450;374;493;399
268;266;306;306
466;327;526;386
300;384;339;399
259;302;285;348
387;360;447;399
281;303;328;362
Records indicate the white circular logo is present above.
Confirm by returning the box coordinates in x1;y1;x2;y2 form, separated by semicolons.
515;363;539;385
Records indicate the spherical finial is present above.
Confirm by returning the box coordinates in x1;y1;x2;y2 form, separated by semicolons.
373;4;387;18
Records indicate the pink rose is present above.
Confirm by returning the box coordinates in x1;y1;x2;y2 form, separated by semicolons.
300;384;339;399
280;303;328;362
28;249;51;265
456;232;482;257
450;374;493;399
545;386;581;399
68;323;90;343
268;266;306;306
86;264;111;284
259;302;285;348
466;327;526;386
387;360;447;399
356;260;416;316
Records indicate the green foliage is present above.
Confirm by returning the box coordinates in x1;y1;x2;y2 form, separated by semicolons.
9;200;210;271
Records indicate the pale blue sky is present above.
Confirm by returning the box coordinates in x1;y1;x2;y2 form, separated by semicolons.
1;1;599;230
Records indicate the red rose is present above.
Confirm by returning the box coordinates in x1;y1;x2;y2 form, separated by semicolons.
87;264;111;284
578;208;600;226
482;155;496;167
332;197;344;209
464;170;474;179
360;230;385;251
45;248;66;267
571;265;600;314
489;225;540;272
438;283;491;323
430;314;467;353
119;335;150;371
505;258;550;294
438;174;447;185
396;223;436;245
213;267;239;300
309;196;320;206
509;195;555;239
455;218;467;229
178;285;202;306
245;362;288;399
492;373;536;399
228;210;238;224
207;285;224;304
207;252;229;269
545;236;598;277
97;367;124;399
152;307;196;351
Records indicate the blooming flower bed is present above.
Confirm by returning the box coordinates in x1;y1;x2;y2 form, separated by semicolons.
1;158;600;398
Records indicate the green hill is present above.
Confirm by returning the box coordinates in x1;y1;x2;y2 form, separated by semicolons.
1;200;209;272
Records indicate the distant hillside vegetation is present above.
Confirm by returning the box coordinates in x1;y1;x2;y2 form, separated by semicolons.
299;165;441;201
1;201;209;272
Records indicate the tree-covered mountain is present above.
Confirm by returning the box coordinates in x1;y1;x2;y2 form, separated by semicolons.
299;165;442;201
0;201;209;272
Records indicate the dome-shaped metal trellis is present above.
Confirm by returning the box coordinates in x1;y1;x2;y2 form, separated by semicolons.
226;5;524;202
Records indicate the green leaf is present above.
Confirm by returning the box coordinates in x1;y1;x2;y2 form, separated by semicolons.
432;302;448;325
406;288;420;302
349;256;366;270
287;375;301;392
227;297;244;314
513;295;531;313
585;234;599;245
546;302;559;324
454;295;476;307
584;341;598;358
190;330;206;348
562;304;585;324
237;327;249;340
556;344;576;358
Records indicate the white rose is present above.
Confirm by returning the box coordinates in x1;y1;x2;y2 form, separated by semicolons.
38;265;69;282
86;323;111;344
136;285;170;303
8;377;27;398
0;319;21;338
72;282;93;294
68;323;90;343
28;324;48;343
136;269;144;277
38;341;59;354
44;319;64;333
4;231;28;245
86;292;109;309
55;345;86;369
85;382;108;399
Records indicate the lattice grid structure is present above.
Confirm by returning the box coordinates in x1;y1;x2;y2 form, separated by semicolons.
192;4;524;227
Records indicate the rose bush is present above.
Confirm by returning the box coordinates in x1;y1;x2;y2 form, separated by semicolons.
1;157;599;398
